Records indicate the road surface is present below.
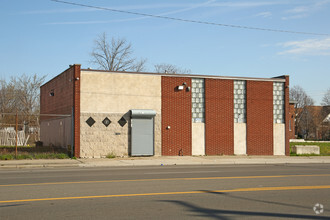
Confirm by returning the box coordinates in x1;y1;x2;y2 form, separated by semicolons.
0;163;329;219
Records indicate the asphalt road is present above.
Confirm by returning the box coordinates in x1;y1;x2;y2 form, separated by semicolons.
0;164;329;219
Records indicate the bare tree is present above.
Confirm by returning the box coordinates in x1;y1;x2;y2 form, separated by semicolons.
0;79;16;128
290;85;315;138
131;58;147;72
0;79;17;114
154;63;191;74
322;88;330;106
0;74;46;140
290;86;314;109
16;74;46;140
13;74;46;116
90;33;146;72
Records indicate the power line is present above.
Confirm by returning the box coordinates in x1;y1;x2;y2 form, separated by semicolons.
51;0;330;36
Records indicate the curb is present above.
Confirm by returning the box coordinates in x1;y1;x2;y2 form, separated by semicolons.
0;163;81;169
77;159;330;167
1;157;330;169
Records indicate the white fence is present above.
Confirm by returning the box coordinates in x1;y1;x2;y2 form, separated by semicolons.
0;129;29;146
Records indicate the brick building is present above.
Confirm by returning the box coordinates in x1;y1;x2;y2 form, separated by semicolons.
40;64;290;158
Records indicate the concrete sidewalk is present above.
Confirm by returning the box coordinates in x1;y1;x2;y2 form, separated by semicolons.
1;155;330;169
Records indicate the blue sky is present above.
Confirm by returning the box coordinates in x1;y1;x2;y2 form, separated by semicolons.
1;0;329;104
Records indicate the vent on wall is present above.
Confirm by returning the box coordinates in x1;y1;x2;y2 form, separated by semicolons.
86;117;96;127
102;117;111;127
118;117;127;127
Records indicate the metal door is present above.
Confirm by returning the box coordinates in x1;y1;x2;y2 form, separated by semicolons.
131;110;156;156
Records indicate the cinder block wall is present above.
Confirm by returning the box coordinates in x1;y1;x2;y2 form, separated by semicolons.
161;76;192;156
246;81;273;155
80;71;161;158
80;113;130;157
205;79;234;155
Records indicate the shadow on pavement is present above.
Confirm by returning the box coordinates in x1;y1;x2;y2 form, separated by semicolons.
0;204;24;208
200;190;311;211
160;190;328;220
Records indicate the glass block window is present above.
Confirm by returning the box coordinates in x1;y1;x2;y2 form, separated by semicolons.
273;82;285;123
234;81;246;123
191;78;205;123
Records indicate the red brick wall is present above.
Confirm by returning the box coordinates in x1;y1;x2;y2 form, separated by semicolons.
246;81;273;155
40;67;74;118
205;79;234;155
40;64;81;157
161;77;192;156
73;65;81;157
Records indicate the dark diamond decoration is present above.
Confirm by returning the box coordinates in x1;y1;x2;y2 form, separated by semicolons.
118;117;127;127
86;117;95;127
102;117;111;127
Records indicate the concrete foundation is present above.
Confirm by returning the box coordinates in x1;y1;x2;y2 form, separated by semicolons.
274;124;285;155
291;145;320;155
192;123;205;155
234;123;247;155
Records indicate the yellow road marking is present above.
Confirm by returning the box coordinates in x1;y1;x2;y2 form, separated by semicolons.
0;185;329;204
1;174;330;187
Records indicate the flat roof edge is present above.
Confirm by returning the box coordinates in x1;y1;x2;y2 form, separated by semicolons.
81;69;286;82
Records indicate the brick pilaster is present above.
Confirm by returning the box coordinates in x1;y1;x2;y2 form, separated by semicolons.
284;76;290;156
73;64;81;158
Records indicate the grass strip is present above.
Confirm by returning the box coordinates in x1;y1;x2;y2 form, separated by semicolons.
0;153;69;160
290;142;330;156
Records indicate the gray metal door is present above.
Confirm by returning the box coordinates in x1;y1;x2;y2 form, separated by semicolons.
131;110;156;156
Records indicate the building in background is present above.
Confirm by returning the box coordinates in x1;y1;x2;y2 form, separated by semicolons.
289;100;297;139
40;64;290;158
293;105;330;140
304;106;330;140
